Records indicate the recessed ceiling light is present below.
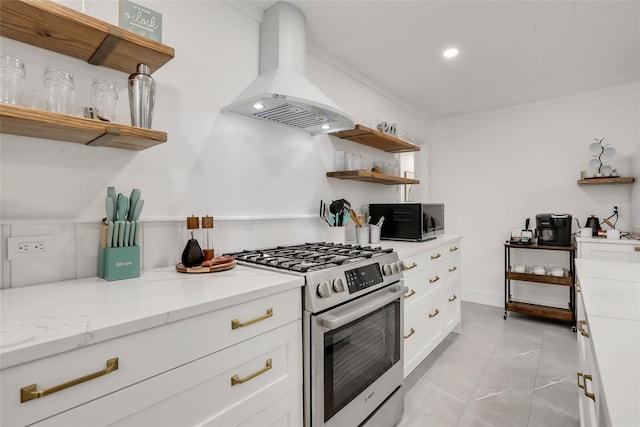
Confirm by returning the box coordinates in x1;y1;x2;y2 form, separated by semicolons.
443;48;459;58
321;124;331;130
252;102;265;109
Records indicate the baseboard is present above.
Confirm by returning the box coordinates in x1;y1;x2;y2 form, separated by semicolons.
461;290;503;307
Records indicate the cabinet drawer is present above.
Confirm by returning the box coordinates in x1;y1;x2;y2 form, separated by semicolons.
1;288;301;427
403;296;443;376
403;262;448;310
440;282;461;334
33;321;302;427
399;244;451;278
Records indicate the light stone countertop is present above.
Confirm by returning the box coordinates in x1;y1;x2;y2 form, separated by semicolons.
0;265;304;370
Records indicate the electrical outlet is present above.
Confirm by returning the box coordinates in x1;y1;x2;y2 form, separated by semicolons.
7;236;56;260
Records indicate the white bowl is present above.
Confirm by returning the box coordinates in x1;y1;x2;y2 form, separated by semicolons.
550;267;565;277
513;264;526;273
532;266;546;275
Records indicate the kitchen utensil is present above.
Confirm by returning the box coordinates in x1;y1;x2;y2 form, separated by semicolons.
118;221;126;247
349;209;363;227
112;222;119;247
133;221;141;245
116;194;129;221
124;222;131;246
107;186;117;212
182;216;204;267
129;63;155;128
376;216;385;227
105;197;115;223
106;221;114;248
128;188;141;221
131;199;144;221
361;205;370;225
585;215;602;237
129;221;136;246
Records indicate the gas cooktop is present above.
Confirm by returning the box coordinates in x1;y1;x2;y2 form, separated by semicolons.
226;242;394;273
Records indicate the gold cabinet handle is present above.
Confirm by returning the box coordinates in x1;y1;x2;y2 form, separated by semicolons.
576;284;581;293
429;275;440;284
231;359;272;386
448;266;457;272
21;358;119;403
448;294;457;302
404;328;415;339
231;308;273;330
634;246;640;252
404;289;416;299
428;309;440;318
450;246;458;252
583;374;596;401
403;262;418;270
577;372;585;390
431;253;441;260
578;320;590;338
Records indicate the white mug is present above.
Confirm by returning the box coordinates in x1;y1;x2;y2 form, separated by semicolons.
607;229;621;239
576;227;592;237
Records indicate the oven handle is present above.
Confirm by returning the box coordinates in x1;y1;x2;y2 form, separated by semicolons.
319;285;408;331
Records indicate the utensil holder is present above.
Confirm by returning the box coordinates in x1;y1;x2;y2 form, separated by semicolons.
98;221;141;281
356;226;370;245
323;226;346;244
369;224;381;243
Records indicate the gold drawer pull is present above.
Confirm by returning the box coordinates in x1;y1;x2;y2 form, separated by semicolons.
576;284;581;293
583;374;596;401
431;253;441;260
635;246;640;252
450;246;458;252
404;289;416;299
449;266;457;272
429;275;440;284
404;328;416;339
577;372;585;390
403;262;418;270
578;320;590;338
428;309;440;318
231;359;272;386
448;294;457;302
21;358;119;403
231;308;273;330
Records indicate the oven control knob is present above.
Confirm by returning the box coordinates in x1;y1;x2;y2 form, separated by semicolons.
382;264;393;276
317;282;332;298
332;278;346;293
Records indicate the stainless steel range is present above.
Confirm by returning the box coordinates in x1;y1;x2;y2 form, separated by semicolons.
229;243;407;427
228;242;406;427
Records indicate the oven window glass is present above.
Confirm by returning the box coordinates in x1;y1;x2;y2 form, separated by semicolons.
323;300;400;422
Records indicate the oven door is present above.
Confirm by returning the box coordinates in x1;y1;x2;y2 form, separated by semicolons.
307;284;406;427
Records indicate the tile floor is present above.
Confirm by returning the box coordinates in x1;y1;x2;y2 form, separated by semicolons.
398;301;579;427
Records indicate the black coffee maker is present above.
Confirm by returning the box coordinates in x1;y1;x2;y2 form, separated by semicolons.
536;213;572;246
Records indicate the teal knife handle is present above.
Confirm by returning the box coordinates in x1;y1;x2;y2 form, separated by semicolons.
116;194;129;222
112;222;120;247
124;222;131;247
133;220;140;246
107;221;114;248
132;199;144;221
128;188;141;221
129;222;136;246
105;197;115;222
117;221;125;247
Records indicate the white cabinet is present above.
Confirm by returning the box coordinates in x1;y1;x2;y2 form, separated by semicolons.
576;236;640;262
575;260;640;427
398;238;462;377
1;288;303;427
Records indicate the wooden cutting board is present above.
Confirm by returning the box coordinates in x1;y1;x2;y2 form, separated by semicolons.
175;260;236;274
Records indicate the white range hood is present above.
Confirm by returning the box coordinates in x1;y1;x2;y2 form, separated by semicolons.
222;1;354;136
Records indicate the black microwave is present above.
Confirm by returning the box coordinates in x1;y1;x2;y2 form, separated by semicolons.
369;203;444;242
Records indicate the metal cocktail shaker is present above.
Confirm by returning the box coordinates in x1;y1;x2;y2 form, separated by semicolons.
128;63;155;128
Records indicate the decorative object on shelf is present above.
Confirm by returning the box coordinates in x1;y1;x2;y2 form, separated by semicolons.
43;67;74;114
119;0;163;43
128;63;155;128
587;137;617;177
404;171;415;202
91;79;119;122
376;121;397;136
181;216;204;267
0;53;25;105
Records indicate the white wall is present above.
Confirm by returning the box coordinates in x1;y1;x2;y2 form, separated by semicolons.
419;83;640;307
0;1;429;287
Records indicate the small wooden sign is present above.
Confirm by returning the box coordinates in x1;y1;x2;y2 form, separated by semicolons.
119;0;162;43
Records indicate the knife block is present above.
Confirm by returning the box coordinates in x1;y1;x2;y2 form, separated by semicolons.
98;222;141;281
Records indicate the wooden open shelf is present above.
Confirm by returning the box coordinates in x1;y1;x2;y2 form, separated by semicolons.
506;301;574;322
0;104;166;150
327;170;420;185
577;177;635;185
330;124;420;153
506;270;574;286
0;0;174;74
504;242;576;251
